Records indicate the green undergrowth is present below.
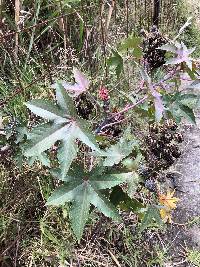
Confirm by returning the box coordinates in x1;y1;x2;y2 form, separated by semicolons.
0;160;174;267
187;249;200;267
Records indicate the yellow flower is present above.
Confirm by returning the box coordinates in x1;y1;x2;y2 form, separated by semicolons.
160;207;172;223
159;190;179;210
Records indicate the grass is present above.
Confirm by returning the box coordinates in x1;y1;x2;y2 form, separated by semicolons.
0;158;170;266
187;249;200;267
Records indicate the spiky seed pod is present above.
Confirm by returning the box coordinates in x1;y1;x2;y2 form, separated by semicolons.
141;26;167;70
174;133;184;143
75;93;94;120
144;178;158;192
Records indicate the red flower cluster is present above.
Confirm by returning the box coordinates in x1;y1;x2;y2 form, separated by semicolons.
98;86;109;101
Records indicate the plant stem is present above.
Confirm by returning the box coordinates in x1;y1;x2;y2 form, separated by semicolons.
111;95;148;117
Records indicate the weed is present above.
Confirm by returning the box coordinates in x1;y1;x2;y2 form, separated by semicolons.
187;249;200;267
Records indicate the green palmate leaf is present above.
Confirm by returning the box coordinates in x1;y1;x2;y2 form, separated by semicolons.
24;86;101;174
164;92;197;124
95;129;138;167
90;171;134;190
119;35;142;59
27;152;51;167
15;126;28;144
46;167;130;241
139;206;162;232
55;82;76;116
119;35;142;51
69;186;90;241
76;119;100;152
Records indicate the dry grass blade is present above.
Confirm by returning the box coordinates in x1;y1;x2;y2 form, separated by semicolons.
15;0;20;58
108;250;122;267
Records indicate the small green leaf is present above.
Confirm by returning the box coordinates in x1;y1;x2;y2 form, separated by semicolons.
178;103;196;124
96;129;138;167
139;206;162;232
126;171;141;198
107;49;123;78
119;35;142;58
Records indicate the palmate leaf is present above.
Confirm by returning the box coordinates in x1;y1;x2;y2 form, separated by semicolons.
94;128;139;167
57;137;78;180
47;167;132;241
24;83;100;176
25;123;71;156
53;68;90;97
164;92;197;124
160;41;195;70
27;152;51;167
119;35;143;59
55;82;76;116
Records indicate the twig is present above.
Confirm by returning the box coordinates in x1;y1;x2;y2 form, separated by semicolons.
106;0;115;34
154;66;178;86
100;117;127;132
99;0;108;79
15;0;20;58
108;250;121;267
95;95;148;134
111;95;148;117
